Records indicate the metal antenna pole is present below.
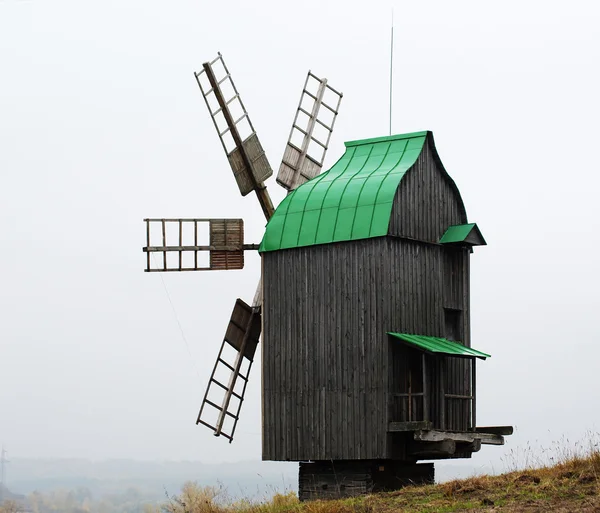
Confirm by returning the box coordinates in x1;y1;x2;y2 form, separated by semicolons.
389;8;394;136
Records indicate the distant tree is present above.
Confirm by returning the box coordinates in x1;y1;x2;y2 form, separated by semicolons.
0;500;20;513
80;497;92;512
28;491;44;513
95;499;114;513
73;487;93;504
25;485;161;513
122;488;140;502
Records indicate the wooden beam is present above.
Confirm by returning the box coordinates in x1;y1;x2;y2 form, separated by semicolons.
475;426;513;436
408;361;412;421
178;220;183;270
194;220;198;269
144;245;258;252
414;430;475;444
409;440;456;458
477;432;505;445
144;218;236;222
422;353;429;422
471;358;476;430
439;358;446;430
388;421;432;432
461;439;482;453
145;220;150;271
414;429;505;446
145;267;240;273
445;394;473;400
161;219;166;270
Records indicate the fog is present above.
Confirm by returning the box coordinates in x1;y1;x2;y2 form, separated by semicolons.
1;0;599;476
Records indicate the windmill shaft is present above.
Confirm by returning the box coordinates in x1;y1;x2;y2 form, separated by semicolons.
254;186;275;221
202;62;274;221
143;244;259;252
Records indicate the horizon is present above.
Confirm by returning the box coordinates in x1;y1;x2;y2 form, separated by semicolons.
2;0;599;492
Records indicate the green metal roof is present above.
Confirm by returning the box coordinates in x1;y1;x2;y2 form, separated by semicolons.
439;223;486;245
259;131;429;252
388;332;490;360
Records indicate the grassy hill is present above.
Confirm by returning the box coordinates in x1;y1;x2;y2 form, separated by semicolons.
159;447;599;513
3;441;598;512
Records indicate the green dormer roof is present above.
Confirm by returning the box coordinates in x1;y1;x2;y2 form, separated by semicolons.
259;131;428;253
439;223;486;246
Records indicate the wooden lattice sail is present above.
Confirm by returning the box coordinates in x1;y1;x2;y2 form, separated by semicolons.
144;53;342;443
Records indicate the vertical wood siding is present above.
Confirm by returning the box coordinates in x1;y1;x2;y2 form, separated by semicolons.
263;238;456;460
389;137;467;243
262;138;474;461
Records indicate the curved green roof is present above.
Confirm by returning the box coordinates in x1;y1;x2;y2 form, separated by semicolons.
259;131;428;252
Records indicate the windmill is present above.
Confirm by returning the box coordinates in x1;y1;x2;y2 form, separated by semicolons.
143;52;343;442
144;54;513;501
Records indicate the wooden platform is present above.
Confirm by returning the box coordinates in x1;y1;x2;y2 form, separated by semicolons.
386;424;512;460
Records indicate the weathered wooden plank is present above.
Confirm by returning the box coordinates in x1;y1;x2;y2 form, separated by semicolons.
422;353;429;422
413;429;504;446
471;359;476;430
360;245;368;460
463;439;482;453
414;429;474;443
475;426;513;436
477;433;505;445
409;440;457;457
388;421;433;432
439;358;446;430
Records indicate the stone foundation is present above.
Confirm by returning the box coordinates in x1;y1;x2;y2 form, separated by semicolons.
298;460;435;501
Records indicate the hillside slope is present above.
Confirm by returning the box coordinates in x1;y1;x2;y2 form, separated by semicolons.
161;449;599;513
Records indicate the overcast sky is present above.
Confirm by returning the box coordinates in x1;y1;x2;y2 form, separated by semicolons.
1;0;599;475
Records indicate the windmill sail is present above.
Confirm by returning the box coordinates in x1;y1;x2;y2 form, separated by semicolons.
194;53;274;220
193;62;343;443
143;218;254;272
197;299;261;441
277;72;343;191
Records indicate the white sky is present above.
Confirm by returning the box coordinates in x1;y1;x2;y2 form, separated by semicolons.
1;0;599;474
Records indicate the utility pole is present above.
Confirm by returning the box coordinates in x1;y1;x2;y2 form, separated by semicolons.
0;446;8;503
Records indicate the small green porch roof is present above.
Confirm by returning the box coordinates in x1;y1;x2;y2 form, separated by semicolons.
259;131;429;253
388;332;490;360
439;223;486;246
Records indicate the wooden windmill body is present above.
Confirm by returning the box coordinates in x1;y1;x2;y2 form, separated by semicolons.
143;54;511;500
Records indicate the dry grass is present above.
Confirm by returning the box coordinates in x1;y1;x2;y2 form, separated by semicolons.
158;436;600;513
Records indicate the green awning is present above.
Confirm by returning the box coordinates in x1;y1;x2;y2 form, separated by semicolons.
388;332;490;360
439;223;486;246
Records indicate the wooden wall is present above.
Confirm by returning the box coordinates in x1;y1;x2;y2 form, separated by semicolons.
389;135;467;243
262;135;474;461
